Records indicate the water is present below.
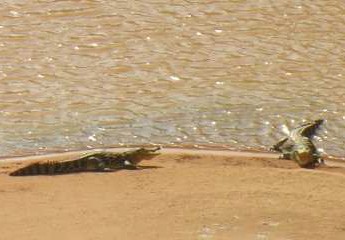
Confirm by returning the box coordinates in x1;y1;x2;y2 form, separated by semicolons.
0;0;344;157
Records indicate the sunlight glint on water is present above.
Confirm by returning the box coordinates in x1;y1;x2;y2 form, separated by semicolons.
0;1;344;157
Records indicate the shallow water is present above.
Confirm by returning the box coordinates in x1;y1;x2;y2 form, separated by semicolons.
0;0;344;157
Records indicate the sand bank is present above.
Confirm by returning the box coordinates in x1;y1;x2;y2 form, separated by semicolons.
0;148;344;240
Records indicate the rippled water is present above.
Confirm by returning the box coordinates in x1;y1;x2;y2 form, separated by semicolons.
1;0;345;157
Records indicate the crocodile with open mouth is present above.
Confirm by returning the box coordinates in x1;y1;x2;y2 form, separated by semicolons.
9;147;161;176
271;119;324;168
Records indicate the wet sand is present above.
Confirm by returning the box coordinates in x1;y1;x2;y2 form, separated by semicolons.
0;148;345;240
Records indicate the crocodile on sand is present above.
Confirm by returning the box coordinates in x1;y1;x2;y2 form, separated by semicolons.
271;119;324;168
9;147;161;176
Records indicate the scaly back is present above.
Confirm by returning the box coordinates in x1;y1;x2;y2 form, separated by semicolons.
9;147;161;176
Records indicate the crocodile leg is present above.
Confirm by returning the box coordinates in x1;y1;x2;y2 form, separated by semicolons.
271;137;289;152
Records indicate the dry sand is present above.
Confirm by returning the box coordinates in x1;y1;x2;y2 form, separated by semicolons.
0;148;345;240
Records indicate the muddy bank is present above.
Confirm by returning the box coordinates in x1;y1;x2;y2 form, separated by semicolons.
0;149;344;240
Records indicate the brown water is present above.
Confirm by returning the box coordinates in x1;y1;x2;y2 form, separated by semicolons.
0;0;344;157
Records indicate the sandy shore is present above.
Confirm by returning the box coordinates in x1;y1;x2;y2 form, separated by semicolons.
0;148;345;240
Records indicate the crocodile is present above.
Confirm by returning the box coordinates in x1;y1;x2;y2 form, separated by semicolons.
9;146;161;176
271;119;324;168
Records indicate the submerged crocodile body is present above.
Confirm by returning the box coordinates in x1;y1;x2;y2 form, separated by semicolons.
10;147;161;176
271;119;324;168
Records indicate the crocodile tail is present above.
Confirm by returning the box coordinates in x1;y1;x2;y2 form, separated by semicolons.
9;159;88;176
10;162;47;176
